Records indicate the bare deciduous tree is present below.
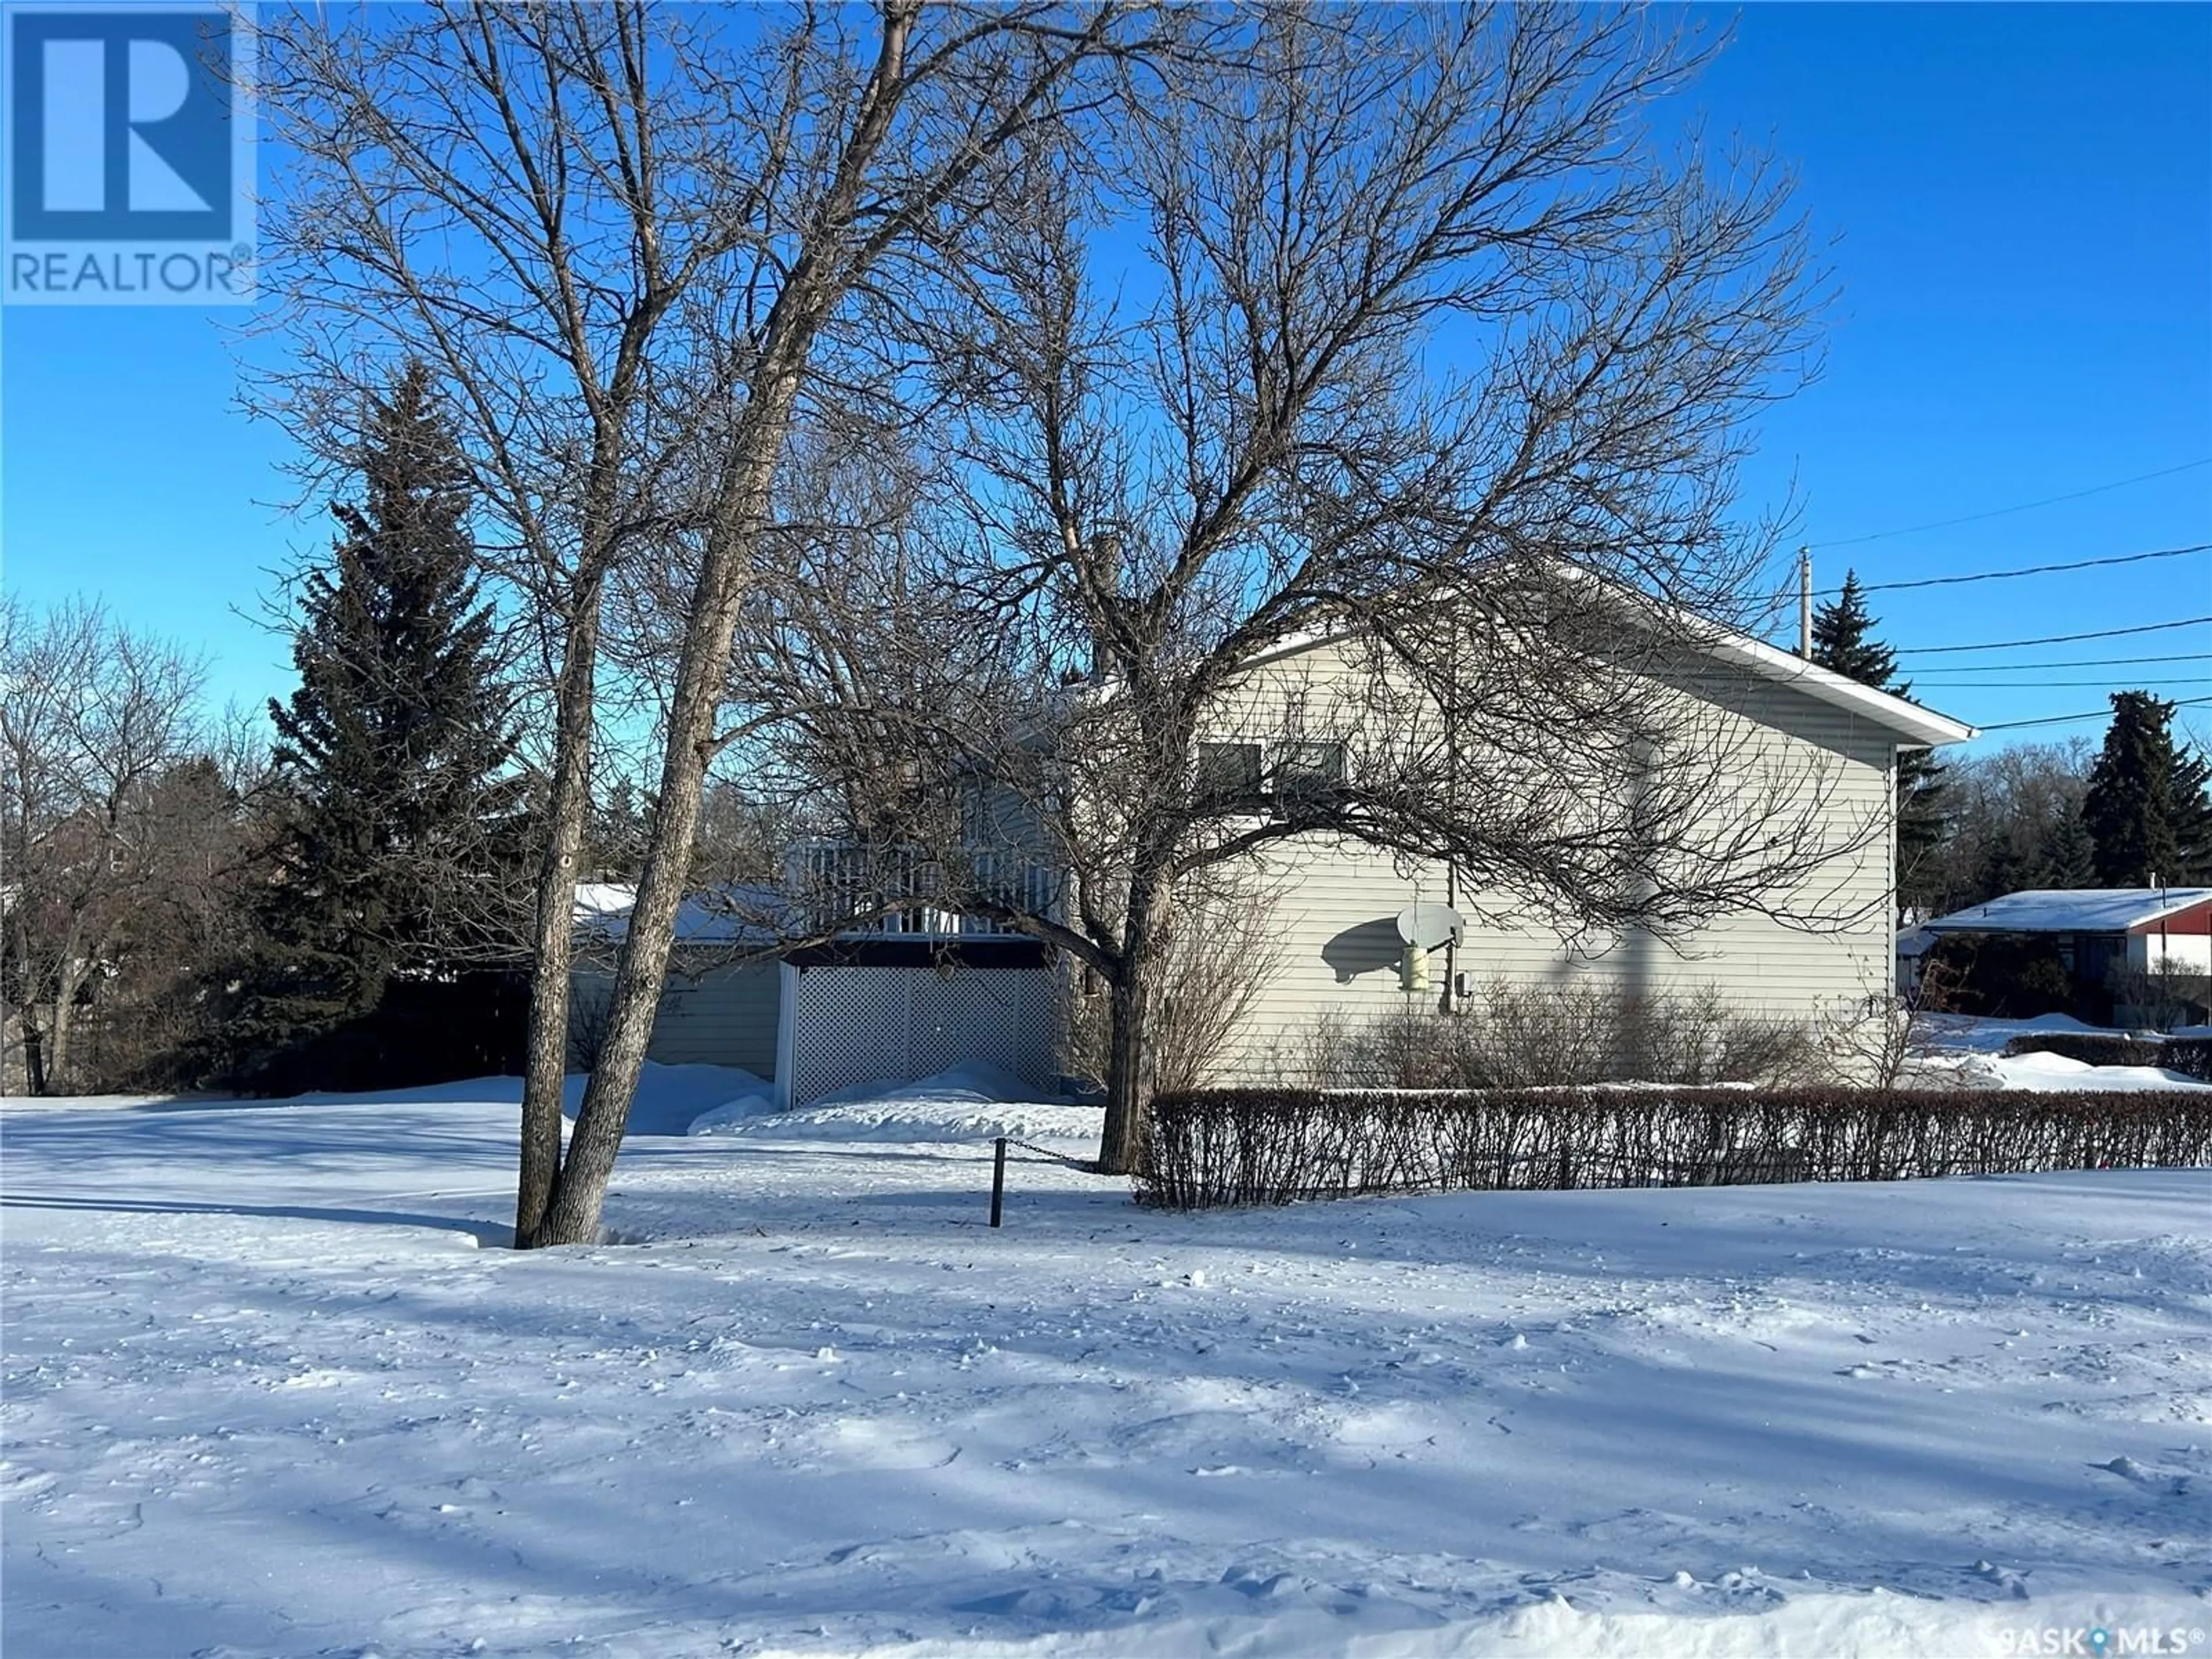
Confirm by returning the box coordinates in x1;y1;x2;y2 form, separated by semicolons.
0;598;209;1093
784;7;1853;1171
261;1;1153;1243
1060;870;1289;1100
259;0;765;1239
538;0;1157;1247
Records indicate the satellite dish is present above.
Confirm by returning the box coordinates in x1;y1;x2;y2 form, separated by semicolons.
1396;902;1464;951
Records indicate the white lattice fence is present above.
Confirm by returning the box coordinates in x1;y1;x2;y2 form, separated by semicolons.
782;964;1059;1107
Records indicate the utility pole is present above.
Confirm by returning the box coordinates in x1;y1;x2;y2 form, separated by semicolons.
1798;547;1813;659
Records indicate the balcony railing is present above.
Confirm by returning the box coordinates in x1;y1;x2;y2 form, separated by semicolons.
787;839;1059;938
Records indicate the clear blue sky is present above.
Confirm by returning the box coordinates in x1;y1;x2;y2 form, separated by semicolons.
3;3;2208;753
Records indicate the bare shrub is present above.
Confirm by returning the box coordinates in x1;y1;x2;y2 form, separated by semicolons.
1298;980;1819;1090
1816;954;1971;1090
1063;882;1286;1100
2107;965;2212;1032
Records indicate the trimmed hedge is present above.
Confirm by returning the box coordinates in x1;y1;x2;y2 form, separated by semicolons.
1138;1085;2212;1210
2001;1031;2212;1082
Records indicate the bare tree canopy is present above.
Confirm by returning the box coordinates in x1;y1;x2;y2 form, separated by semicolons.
761;6;1840;1171
0;598;210;1093
257;0;1158;1241
255;2;1852;1192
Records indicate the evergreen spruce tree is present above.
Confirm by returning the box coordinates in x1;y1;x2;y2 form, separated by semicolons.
1810;571;1899;685
2045;800;2096;889
2172;745;2212;882
1972;831;2032;903
2083;691;2185;887
234;363;517;1073
586;774;655;880
1810;570;1948;912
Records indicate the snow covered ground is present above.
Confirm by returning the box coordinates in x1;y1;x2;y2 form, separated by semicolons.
4;1069;2209;1658
1904;1013;2212;1093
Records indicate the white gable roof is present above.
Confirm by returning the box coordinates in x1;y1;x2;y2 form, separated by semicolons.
1241;616;1976;748
1923;887;2212;935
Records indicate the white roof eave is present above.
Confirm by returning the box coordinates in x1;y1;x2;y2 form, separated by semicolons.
1703;632;1977;748
1237;619;1978;749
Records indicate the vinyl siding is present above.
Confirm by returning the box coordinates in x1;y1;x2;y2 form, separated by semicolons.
1188;637;1903;1080
570;949;781;1077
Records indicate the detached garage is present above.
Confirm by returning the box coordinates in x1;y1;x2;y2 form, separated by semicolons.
774;939;1059;1108
569;887;1062;1108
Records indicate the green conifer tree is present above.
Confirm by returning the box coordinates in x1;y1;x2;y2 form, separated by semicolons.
2172;745;2212;882
230;363;518;1076
2083;691;2186;887
2044;800;2096;889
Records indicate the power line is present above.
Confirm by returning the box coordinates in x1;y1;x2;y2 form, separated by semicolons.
1911;677;2212;689
1896;652;2211;673
1896;615;2212;656
1978;695;2212;733
1769;541;2210;605
1812;459;2212;549
1852;542;2210;596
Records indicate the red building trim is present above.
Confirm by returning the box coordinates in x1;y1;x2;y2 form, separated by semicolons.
2128;898;2212;937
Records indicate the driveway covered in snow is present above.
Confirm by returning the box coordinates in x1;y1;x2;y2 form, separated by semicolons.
2;1075;2208;1658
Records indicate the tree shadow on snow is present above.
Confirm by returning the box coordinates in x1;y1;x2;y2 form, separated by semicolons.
0;1192;513;1248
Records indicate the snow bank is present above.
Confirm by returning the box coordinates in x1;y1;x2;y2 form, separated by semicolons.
1904;1014;2211;1092
684;1092;781;1135
741;1094;1106;1145
717;1062;1103;1144
1991;1050;2186;1092
812;1058;1035;1108
1914;1012;2103;1056
611;1062;774;1135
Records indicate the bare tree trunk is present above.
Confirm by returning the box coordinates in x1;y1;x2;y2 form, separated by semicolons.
47;956;86;1091
515;584;603;1243
534;449;790;1245
1100;971;1149;1176
21;1014;47;1097
1099;873;1164;1175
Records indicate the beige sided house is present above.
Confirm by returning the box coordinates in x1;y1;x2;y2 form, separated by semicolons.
574;626;1973;1105
1179;627;1974;1078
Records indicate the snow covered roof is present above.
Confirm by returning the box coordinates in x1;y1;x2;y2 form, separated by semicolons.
1923;888;2212;936
572;882;791;945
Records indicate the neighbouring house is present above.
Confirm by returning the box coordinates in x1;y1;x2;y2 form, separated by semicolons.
1921;887;2212;1028
1896;926;1937;1001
